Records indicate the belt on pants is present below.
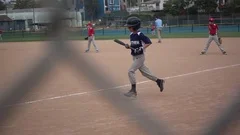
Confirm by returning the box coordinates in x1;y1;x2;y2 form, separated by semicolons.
133;54;144;59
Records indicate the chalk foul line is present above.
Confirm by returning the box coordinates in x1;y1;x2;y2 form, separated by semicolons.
7;63;240;107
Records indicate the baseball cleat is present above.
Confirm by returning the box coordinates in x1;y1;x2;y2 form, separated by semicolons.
200;52;206;55
96;50;99;53
124;90;137;97
85;50;89;53
222;51;227;55
156;79;165;92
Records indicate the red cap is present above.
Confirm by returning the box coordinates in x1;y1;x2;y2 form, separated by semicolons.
209;18;214;22
87;22;93;27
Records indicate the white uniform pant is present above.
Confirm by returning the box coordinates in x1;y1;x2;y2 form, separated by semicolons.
128;54;158;84
87;36;99;51
202;35;225;53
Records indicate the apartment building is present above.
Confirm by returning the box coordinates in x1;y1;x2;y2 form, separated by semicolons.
127;0;169;12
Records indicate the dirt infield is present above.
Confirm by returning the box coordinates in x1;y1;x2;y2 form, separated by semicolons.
0;38;240;135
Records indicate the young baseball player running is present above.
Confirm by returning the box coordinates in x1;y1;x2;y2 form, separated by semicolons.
201;18;226;55
124;17;165;97
85;22;99;53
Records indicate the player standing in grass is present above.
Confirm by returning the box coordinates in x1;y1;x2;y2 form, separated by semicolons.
201;18;227;55
85;22;99;53
124;17;165;97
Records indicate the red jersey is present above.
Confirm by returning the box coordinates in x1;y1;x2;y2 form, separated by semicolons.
151;25;155;30
209;23;218;35
88;27;95;36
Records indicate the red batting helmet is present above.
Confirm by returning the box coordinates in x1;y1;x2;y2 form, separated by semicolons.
209;18;214;22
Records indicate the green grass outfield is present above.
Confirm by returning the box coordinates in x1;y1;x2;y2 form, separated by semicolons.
1;32;239;42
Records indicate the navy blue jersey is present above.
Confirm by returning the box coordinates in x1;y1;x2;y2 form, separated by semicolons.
130;32;152;56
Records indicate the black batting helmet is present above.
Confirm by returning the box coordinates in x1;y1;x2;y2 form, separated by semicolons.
125;17;141;30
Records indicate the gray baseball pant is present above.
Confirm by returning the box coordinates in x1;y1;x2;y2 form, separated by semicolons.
87;36;99;51
128;54;158;84
156;27;162;41
202;35;225;53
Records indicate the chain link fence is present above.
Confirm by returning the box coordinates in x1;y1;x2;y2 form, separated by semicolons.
161;14;240;26
100;13;240;27
0;23;239;41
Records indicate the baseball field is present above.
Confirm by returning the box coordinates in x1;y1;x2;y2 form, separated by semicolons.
0;37;239;135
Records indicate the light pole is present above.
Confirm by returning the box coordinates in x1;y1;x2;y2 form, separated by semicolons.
198;7;200;25
33;8;35;24
5;5;8;15
187;6;189;25
75;8;78;27
5;0;9;15
138;0;140;15
32;0;36;31
83;0;85;23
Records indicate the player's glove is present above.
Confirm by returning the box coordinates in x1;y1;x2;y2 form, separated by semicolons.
218;37;222;44
84;37;88;40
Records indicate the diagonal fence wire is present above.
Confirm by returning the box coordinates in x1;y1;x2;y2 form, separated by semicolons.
0;44;58;123
0;1;66;126
203;90;240;135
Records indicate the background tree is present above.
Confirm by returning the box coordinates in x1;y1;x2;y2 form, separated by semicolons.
14;0;41;9
219;0;240;13
127;0;138;7
0;1;6;10
163;0;179;16
194;0;217;14
233;0;240;13
187;5;198;15
84;0;99;21
163;0;192;16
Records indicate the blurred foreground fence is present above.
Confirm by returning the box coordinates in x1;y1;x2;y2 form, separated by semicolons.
0;1;240;134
